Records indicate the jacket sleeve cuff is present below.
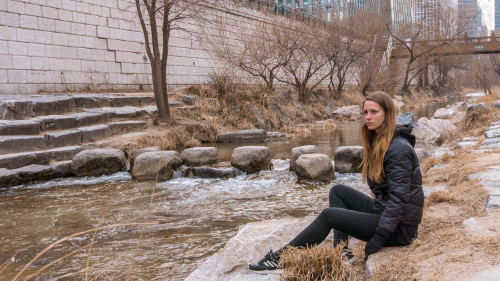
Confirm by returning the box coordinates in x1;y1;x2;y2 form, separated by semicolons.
375;226;392;239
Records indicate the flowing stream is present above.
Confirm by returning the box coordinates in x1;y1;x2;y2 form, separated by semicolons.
0;96;462;280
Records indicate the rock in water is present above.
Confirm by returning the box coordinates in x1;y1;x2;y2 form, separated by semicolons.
290;145;319;171
181;147;218;166
231;146;272;173
131;151;182;180
295;154;335;182
334;146;364;173
71;149;126;177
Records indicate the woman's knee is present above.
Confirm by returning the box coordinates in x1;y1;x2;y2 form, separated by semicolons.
329;184;349;201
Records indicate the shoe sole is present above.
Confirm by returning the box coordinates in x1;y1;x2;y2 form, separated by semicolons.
250;269;284;275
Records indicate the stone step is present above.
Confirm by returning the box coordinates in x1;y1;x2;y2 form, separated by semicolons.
78;124;112;142
108;121;147;134
0;120;40;135
45;130;82;148
0;135;47;154
0;146;83;169
0;95;155;120
0;161;73;188
0;104;160;136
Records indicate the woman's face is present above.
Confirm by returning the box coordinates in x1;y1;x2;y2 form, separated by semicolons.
363;100;386;133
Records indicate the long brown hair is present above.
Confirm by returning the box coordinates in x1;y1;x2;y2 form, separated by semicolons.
361;91;396;183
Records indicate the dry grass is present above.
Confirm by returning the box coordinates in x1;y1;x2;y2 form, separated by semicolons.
279;244;362;281
117;120;218;158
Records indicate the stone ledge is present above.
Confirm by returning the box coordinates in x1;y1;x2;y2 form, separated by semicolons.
0;120;40;135
0;146;83;169
45;130;82;148
0;135;46;154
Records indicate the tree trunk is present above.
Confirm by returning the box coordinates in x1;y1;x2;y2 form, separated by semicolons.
151;60;169;122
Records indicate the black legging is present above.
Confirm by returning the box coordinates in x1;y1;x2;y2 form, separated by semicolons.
287;184;400;248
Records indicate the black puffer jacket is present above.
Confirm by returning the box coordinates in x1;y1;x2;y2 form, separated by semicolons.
368;128;424;246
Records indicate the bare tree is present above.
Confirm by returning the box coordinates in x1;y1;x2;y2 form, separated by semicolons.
388;0;468;95
276;20;331;103
491;54;500;77
135;0;220;123
325;13;376;99
203;17;294;91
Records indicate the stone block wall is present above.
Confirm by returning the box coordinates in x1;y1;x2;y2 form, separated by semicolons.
0;0;274;94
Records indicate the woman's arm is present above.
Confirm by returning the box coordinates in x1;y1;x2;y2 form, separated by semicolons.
365;141;413;259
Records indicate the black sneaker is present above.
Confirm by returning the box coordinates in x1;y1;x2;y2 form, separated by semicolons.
343;249;357;263
248;250;280;271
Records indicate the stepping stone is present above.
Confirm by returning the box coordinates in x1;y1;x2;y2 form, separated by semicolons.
78;125;112;142
71;148;126;177
132;151;182;180
129;147;161;168
35;115;76;131
290;145;320;171
45;130;82;148
184;167;235;179
181;147;218;166
217;129;267;143
0;136;46;154
15;164;53;184
266;132;290;141
0;120;40;135
108;121;147;134
72;112;109;127
334;146;364;173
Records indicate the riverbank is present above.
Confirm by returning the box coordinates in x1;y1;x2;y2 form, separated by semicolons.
0;89;497;280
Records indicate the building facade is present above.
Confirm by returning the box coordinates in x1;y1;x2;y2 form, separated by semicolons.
496;0;500;32
458;0;484;37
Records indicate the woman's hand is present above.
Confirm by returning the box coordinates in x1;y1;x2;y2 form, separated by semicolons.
364;231;388;260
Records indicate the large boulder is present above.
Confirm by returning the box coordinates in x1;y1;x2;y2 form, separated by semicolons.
231;146;272;173
71;149;126;177
392;99;404;111
180;147;218;166
412;123;443;144
184;167;236;179
331;105;362;120
131;151;182;181
467;103;490;114
248;107;266;129
185;217;318;281
433;108;454;119
129;147;161;169
334;146;364;173
290;145;320;171
296;154;335;182
217;129;267;143
426;118;457;136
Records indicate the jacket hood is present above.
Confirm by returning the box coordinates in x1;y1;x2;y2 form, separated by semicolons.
395;127;416;147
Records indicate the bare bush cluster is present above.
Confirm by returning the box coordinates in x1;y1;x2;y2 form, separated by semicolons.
203;7;385;102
